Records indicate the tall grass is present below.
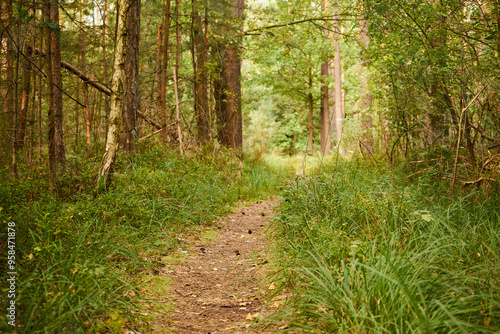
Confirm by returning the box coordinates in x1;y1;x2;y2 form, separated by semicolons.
0;147;284;333
264;160;500;333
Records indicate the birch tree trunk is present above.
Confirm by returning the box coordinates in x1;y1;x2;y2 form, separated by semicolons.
99;0;129;186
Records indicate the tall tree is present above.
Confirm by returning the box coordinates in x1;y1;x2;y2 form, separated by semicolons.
123;0;140;152
358;14;373;154
192;0;209;144
160;0;172;143
16;44;32;151
320;0;331;155
50;0;65;172
43;0;56;190
333;11;345;155
216;0;244;148
80;9;91;150
99;0;129;185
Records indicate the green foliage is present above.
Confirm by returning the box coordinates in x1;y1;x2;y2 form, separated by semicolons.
262;160;500;333
0;148;283;332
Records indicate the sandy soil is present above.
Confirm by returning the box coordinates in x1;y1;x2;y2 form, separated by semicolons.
152;200;278;333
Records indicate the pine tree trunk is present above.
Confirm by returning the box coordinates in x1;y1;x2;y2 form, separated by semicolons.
161;0;172;143
44;0;56;190
80;9;91;150
51;0;65;173
193;0;209;144
320;61;330;155
123;0;140;152
99;0;129;186
359;15;373;154
308;70;314;154
17;44;32;151
156;23;162;119
37;26;43;160
320;0;331;155
102;0;110;136
216;0;244;148
333;22;345;155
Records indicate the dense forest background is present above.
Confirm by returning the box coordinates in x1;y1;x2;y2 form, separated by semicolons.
1;0;500;332
2;0;499;184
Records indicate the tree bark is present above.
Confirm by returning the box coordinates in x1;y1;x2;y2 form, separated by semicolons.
80;9;91;149
216;0;244;148
193;0;209;144
123;0;140;152
161;0;172;143
156;23;162;117
50;0;65;173
320;61;330;155
320;0;331;155
359;15;373;154
37;26;43;160
1;0;14;118
16;44;32;151
173;0;184;154
102;0;110;135
99;0;129;186
333;19;345;155
43;0;56;190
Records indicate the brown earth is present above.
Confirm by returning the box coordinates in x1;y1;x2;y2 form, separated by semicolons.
140;200;281;334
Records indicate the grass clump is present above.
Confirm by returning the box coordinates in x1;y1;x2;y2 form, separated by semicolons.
0;147;284;333
264;159;500;333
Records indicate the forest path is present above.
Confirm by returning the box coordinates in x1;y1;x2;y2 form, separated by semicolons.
148;200;278;333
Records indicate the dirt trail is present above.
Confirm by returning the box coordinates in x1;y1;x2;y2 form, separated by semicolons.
163;200;277;333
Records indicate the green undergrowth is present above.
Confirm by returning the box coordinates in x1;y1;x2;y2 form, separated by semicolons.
262;159;500;333
0;147;286;333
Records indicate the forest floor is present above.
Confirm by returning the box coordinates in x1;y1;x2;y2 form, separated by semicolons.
138;200;280;334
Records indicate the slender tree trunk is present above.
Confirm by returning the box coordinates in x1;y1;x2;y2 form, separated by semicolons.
320;61;330;155
306;68;314;153
173;0;183;153
328;58;336;146
333;19;345;155
44;0;56;190
193;0;209;144
1;0;14;118
37;26;43;160
11;17;20;178
50;0;65;173
156;23;162;116
320;0;331;155
161;0;172;143
99;0;129;186
123;0;140;152
214;44;227;143
359;14;373;154
173;67;183;155
80;9;91;150
16;44;32;151
102;0;110;136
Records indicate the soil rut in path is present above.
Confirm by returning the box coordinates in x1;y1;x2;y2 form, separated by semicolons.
165;200;276;333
